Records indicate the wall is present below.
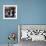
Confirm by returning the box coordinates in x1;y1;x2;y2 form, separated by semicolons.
20;0;46;24
0;0;21;44
0;0;46;44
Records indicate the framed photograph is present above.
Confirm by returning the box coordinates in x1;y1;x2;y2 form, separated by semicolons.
3;5;17;19
18;24;46;42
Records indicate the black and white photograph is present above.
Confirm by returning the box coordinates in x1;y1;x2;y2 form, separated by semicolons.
18;25;46;46
3;5;17;19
